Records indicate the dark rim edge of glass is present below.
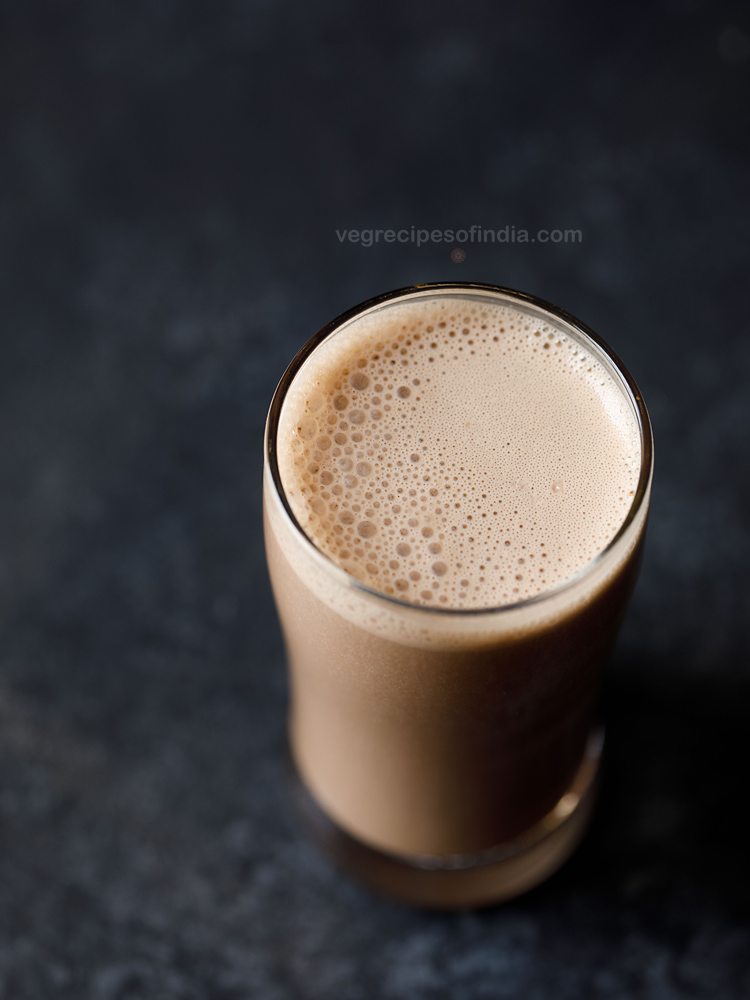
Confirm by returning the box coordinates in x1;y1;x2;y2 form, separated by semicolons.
264;282;654;618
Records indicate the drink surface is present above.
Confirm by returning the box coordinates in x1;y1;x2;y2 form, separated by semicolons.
278;295;641;610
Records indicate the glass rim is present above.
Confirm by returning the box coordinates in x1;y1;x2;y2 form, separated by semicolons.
264;282;654;618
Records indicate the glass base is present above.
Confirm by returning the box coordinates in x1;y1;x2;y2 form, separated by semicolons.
293;729;603;909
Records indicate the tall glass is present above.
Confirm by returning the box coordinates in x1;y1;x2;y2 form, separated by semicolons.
263;284;653;908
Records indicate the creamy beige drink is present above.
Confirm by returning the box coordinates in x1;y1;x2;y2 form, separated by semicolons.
264;285;652;906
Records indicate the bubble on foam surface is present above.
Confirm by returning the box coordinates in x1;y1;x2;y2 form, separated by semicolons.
278;297;641;609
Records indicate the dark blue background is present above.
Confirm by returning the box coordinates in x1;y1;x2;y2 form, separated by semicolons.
1;1;749;997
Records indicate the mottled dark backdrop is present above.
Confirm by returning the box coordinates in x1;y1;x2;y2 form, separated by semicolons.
1;1;749;997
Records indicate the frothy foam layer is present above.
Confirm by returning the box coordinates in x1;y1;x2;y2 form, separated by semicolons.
278;295;641;609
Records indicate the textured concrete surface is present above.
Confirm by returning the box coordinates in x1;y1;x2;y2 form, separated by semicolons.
1;1;749;997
